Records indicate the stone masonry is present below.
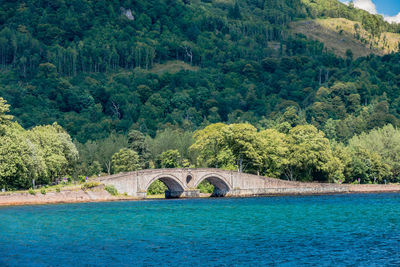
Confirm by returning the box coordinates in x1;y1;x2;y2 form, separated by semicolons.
98;168;349;198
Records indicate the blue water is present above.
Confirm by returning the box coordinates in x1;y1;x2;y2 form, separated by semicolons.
0;194;399;266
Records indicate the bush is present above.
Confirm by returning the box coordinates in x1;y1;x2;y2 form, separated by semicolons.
197;180;214;193
29;188;35;195
79;175;88;183
41;188;46;195
56;187;61;193
105;185;118;196
81;181;100;191
147;180;167;195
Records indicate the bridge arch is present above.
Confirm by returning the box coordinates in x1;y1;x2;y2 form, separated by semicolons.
195;173;232;197
145;174;186;198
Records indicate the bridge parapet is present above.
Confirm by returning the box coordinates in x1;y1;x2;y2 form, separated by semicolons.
97;168;348;198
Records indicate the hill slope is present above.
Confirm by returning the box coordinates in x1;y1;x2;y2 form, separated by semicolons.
293;18;400;58
0;0;400;143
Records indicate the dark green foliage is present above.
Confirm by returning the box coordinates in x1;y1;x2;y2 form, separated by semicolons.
0;0;399;144
228;1;241;19
128;130;151;168
0;0;400;187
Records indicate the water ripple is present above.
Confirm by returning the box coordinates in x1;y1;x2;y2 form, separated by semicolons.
0;194;400;266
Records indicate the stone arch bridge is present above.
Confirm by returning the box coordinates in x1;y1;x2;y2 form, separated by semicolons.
98;168;347;198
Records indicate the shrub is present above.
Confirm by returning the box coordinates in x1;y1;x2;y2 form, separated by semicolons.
56;187;61;193
29;188;35;195
79;175;88;183
197;180;214;193
41;188;46;195
105;185;118;196
147;180;167;195
81;181;100;191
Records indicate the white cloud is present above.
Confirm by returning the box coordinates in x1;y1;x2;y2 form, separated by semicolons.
385;13;400;23
353;0;377;14
347;0;400;23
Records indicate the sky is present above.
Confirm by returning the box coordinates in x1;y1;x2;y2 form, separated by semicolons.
340;0;400;23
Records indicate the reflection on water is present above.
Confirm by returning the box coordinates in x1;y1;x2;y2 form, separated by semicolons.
1;194;400;266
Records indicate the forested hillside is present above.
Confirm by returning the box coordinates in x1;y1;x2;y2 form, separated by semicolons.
1;0;400;188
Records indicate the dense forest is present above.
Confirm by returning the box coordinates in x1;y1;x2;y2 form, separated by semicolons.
1;0;400;190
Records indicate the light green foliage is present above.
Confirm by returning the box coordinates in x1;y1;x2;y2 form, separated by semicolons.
349;124;400;176
27;123;79;185
0;123;38;189
259;129;288;178
105;185;118;196
348;124;399;182
283;125;341;181
81;181;101;191
111;148;141;174
146;128;195;164
190;123;268;174
0;97;13;134
221;123;265;172
192;123;281;173
197;180;215;194
147;180;168;195
97;134;129;175
76;133;128;175
160;150;181;168
190;123;227;168
1;0;400;187
29;188;35;195
0;99;78;190
40;188;46;195
347;146;391;184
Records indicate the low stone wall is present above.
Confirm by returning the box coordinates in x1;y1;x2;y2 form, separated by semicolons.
348;184;400;193
227;185;349;197
0;184;399;206
0;187;125;206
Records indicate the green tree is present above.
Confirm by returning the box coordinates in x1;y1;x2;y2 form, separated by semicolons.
128;129;151;168
283;125;340;181
228;1;242;19
221;123;264;173
160;149;181;168
190;123;227;168
97;133;129;174
0;123;37;189
146;128;195;164
147;180;168;195
0;97;13;135
348;124;400;181
28;123;79;185
347;146;391;184
259;129;288;178
111;148;141;174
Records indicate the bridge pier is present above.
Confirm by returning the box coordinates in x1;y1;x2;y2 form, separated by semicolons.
165;190;200;199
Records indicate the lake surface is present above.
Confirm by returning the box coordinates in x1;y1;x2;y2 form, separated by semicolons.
1;194;399;266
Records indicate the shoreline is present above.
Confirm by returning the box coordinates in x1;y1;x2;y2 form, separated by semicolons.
0;184;399;207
